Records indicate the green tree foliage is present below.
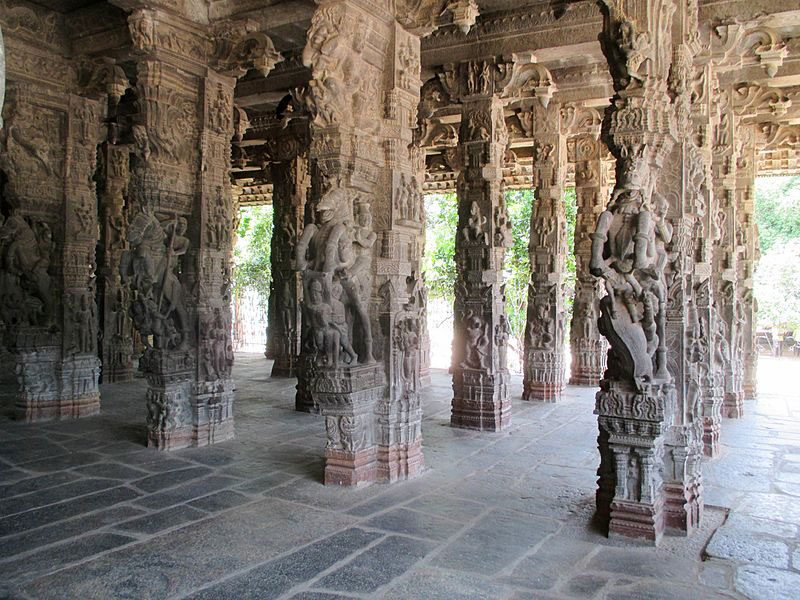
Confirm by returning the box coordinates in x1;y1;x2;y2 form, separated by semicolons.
755;175;800;254
422;193;458;303
422;188;578;364
755;239;800;333
233;204;274;305
754;176;800;333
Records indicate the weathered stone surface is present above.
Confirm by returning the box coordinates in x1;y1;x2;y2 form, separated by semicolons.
433;509;559;575
316;535;434;593
705;527;790;568
734;565;800;600
189;528;380;599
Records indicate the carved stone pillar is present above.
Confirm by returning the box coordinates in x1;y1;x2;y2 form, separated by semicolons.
122;9;279;449
296;0;426;484
450;78;512;431
570;135;610;387
97;143;135;383
736;127;758;402
267;141;309;380
711;101;741;419
521;104;568;403
0;80;103;421
590;0;679;544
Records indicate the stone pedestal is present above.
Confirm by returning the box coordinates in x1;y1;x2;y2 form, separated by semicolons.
596;380;673;544
303;363;384;486
451;370;511;430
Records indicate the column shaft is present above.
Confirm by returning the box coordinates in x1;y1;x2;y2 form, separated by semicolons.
451;90;511;430
570;135;610;387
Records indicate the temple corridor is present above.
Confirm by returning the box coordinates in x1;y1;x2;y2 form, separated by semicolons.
1;354;798;599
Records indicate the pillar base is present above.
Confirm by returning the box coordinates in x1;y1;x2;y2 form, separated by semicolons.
609;499;665;544
522;380;565;403
568;372;603;387
271;356;298;378
702;418;721;458
302;362;384;486
14;349;101;422
722;392;744;418
743;383;756;401
324;447;378;486
663;480;703;535
451;369;511;431
377;440;424;483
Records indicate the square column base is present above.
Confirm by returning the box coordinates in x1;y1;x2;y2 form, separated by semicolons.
324;447;378;486
609;499;665;544
377;440;424;483
722;392;744;418
451;369;511;431
523;380;565;403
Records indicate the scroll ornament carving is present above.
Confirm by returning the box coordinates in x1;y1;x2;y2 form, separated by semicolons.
294;187;375;368
394;0;479;36
120;210;190;352
77;58;130;105
213;31;283;78
714;23;789;78
502;57;557;108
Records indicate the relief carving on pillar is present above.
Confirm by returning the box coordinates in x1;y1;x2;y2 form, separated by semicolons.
295;186;374;368
0;208;55;328
121;209;190;352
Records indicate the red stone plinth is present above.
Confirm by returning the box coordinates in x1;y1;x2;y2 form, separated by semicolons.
522;380;565;403
722;392;744;418
663;480;703;535
609;499;665;544
451;370;511;431
702;417;720;458
324;447;378;486
377;440;424;483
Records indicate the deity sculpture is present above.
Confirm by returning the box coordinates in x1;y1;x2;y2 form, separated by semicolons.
294;186;374;367
121;210;190;351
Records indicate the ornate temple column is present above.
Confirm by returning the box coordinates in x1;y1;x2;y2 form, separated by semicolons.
122;9;281;449
711;100;742;419
569;134;610;387
265;127;309;380
295;0;426;484
450;64;512;431
590;0;679;543
0;16;105;421
97;142;135;383
691;61;725;459
736;126;758;401
522;103;568;403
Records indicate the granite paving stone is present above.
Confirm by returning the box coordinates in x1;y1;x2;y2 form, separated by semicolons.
315;535;434;593
188;490;250;512
705;527;790;568
362;507;462;540
19;498;357;599
0;486;141;537
734;565;800;600
2;506;145;557
132;466;214;493
433;509;561;575
133;476;241;509
115;505;207;534
187;528;380;599
0;472;79;499
0;533;136;583
0;355;797;599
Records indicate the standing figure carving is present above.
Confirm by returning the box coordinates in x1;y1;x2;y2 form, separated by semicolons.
294;186;374;367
